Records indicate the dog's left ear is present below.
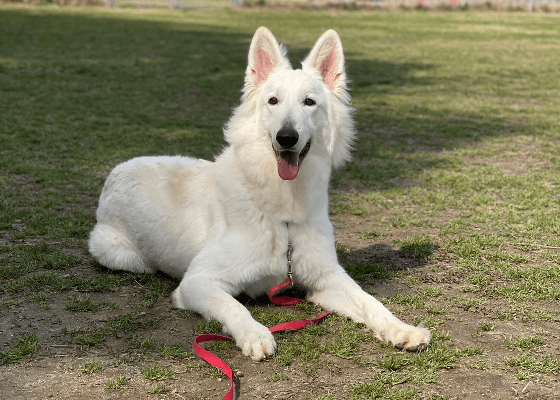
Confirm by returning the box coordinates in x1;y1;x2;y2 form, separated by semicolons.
303;30;346;95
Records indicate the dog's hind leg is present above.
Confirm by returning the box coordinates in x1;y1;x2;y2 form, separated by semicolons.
89;223;154;274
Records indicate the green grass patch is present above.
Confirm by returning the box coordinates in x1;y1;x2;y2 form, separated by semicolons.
158;344;194;359
274;315;373;367
193;319;223;334
357;229;381;240
345;262;393;282
396;235;437;260
105;376;126;389
467;360;488;370
141;365;176;381
64;312;158;346
403;276;421;287
506;354;560;377
65;294;98;311
505;336;544;350
267;372;285;383
128;335;154;350
495;306;559;323
453;297;485;313
0;299;20;311
82;360;102;374
335;242;348;261
330;194;370;216
479;323;497;332
0;332;41;364
148;383;170;394
390;293;426;309
27;292;54;309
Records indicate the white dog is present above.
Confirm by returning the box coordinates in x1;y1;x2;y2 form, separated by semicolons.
89;27;431;360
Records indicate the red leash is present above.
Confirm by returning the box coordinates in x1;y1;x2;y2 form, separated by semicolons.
193;279;331;400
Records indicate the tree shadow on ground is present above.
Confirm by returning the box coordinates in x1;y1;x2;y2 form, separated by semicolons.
1;8;525;189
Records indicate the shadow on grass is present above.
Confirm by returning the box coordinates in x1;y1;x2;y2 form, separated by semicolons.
344;241;438;280
1;8;528;197
1;8;442;170
0;8;252;166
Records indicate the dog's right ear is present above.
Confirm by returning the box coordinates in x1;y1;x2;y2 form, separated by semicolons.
245;27;289;92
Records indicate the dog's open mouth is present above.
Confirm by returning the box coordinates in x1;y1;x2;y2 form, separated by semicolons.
274;140;311;181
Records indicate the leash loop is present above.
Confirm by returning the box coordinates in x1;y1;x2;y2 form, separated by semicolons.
193;334;235;400
194;279;330;400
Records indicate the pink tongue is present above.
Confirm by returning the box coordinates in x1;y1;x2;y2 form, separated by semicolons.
278;158;299;180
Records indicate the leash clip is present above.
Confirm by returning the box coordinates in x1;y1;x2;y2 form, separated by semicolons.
286;243;293;288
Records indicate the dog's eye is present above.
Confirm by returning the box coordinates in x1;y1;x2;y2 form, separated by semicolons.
268;97;278;105
304;98;316;106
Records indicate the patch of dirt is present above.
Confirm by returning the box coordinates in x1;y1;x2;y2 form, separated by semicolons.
466;137;548;176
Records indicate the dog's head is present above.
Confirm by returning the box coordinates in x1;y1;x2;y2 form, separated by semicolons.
226;27;355;181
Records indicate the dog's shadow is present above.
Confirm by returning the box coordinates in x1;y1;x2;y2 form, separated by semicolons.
346;242;436;270
237;241;437;308
342;242;438;296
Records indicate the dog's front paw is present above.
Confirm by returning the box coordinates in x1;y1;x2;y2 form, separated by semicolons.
388;324;431;352
237;325;277;361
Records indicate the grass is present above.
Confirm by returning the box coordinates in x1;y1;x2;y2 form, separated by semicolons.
1;4;560;399
345;262;393;281
357;229;381;240
396;235;437;260
505;336;544;351
267;372;285;382
27;292;54;309
64;312;158;346
507;354;560;377
141;365;176;381
65;294;98;311
0;332;41;364
0;299;20;310
128;335;154;350
81;360;102;374
479;323;497;332
105;376;126;389
157;344;194;359
148;383;170;394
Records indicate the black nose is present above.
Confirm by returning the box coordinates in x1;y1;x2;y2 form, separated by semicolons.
276;127;299;149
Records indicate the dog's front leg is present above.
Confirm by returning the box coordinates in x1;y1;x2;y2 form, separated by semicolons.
307;268;431;351
294;217;431;351
172;274;276;361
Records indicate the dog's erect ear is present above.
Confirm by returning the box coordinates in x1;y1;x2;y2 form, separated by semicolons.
246;27;290;90
303;30;354;170
303;30;346;93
